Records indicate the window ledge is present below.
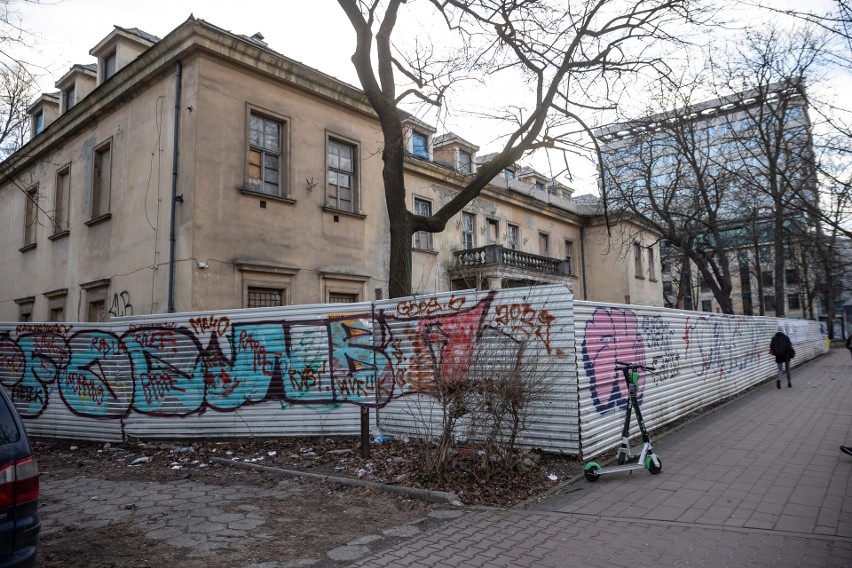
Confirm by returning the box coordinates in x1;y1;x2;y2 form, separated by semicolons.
19;243;36;253
322;206;366;220
634;275;645;280
85;213;112;227
49;230;70;242
239;187;296;205
413;247;439;256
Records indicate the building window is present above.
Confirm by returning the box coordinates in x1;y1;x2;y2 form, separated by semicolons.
23;185;38;248
322;274;367;304
764;295;776;312
564;240;574;275
462;212;475;249
92;141;112;219
54;166;71;234
458;150;472;174
413;198;433;250
487;219;499;245
82;281;109;323
411;131;429;159
33;110;44;135
663;280;673;294
534;181;546;192
758;245;771;263
15;298;33;323
788;293;801;310
247;287;283;308
539;232;550;257
761;271;773;288
63;84;75;112
507;224;519;250
104;51;117;80
248;113;284;196
327;138;356;212
45;289;67;322
700;276;710;292
647;247;656;280
502;168;515;180
702;300;712;312
785;269;798;285
634;242;643;278
741;292;753;316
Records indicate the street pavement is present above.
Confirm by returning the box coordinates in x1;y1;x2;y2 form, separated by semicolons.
350;347;852;567
37;347;852;567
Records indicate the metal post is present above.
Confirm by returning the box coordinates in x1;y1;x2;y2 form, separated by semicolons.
360;406;370;460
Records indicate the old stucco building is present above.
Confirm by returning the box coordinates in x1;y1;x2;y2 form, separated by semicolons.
2;17;661;322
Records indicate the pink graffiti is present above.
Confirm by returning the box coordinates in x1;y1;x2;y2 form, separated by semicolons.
581;307;646;414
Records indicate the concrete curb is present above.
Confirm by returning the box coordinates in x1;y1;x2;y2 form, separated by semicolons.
209;456;464;506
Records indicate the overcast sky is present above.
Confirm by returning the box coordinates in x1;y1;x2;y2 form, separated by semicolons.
11;0;842;193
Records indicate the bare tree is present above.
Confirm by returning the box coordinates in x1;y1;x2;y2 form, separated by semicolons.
337;0;708;298
0;63;34;158
601;78;741;313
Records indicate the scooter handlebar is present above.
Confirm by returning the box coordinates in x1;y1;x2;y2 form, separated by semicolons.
614;361;656;371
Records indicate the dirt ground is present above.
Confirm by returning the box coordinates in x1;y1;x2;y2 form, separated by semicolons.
33;436;584;567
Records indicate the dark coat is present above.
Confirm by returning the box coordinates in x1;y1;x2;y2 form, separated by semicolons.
770;332;793;364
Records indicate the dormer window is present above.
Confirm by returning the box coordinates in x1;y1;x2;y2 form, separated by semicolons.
534;181;545;192
33;110;44;135
412;130;429;159
458;149;472;174
502;168;515;180
104;51;117;80
63;85;76;112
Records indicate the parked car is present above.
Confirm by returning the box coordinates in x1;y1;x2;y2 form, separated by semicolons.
0;387;39;568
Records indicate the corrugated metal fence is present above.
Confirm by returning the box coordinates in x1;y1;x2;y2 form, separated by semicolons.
0;286;825;457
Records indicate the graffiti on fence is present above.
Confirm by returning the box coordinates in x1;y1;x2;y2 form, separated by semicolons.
640;315;679;384
684;315;762;380
0;291;568;420
581;307;647;415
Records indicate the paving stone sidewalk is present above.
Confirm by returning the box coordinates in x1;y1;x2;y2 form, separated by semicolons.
349;348;852;567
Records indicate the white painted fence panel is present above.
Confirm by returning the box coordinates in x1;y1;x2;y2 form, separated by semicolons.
374;285;578;453
0;289;824;455
574;302;826;459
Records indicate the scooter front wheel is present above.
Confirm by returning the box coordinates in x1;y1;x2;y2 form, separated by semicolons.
645;454;662;474
584;462;601;482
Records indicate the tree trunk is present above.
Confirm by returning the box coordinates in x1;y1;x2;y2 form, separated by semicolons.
381;126;413;299
773;195;787;318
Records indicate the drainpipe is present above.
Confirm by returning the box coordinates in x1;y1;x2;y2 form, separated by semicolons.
580;226;588;300
167;62;183;313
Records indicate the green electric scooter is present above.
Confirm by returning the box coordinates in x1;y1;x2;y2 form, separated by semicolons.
584;361;661;482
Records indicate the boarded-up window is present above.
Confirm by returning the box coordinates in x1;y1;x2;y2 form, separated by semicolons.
54;166;70;233
23;185;37;247
92;142;112;218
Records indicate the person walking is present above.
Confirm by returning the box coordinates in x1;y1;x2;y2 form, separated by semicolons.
846;333;852;361
770;328;794;389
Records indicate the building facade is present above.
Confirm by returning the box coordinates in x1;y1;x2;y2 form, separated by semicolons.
2;17;662;322
595;82;815;317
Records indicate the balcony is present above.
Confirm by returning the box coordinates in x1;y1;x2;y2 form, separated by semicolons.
449;244;572;290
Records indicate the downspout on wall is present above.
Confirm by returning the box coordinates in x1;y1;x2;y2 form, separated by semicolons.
580;226;588;300
167;61;182;313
